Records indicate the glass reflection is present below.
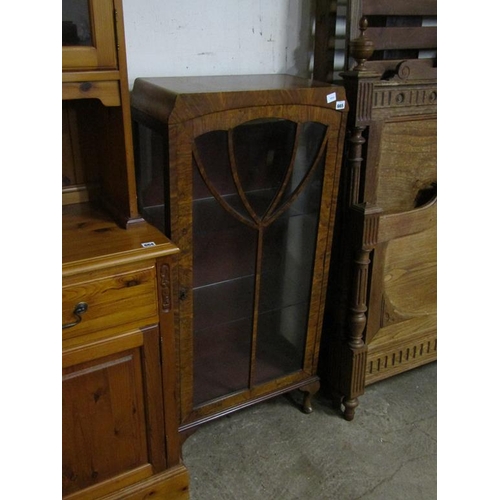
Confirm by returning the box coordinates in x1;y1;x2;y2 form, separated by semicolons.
62;0;92;46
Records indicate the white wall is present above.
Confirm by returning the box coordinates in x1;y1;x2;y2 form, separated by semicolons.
122;0;313;86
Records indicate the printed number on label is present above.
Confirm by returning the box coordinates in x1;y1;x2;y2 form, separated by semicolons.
141;241;156;248
335;100;346;110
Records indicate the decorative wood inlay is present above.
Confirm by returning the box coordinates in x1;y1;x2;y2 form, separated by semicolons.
160;263;171;312
373;87;437;109
263;132;328;227
192;123;329;229
263;124;303;218
366;337;437;381
227;128;260;225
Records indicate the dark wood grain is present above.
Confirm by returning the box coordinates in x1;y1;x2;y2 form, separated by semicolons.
62;345;149;496
317;8;437;420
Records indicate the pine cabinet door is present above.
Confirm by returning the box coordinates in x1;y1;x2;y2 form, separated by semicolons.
62;327;166;499
62;0;118;70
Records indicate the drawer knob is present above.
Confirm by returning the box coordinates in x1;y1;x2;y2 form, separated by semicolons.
79;81;92;92
62;302;88;330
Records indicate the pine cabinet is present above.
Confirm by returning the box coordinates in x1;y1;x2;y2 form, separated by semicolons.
62;206;189;500
62;0;139;226
130;75;348;432
62;1;189;497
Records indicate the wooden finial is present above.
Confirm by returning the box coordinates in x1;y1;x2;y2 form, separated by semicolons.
349;16;374;71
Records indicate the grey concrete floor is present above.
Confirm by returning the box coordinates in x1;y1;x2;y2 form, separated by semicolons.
182;362;437;500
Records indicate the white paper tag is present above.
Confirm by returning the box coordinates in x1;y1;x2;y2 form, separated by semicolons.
335;100;346;110
326;92;337;103
141;241;156;248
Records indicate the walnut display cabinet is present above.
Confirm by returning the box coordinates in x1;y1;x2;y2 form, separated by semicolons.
130;75;348;432
62;1;189;498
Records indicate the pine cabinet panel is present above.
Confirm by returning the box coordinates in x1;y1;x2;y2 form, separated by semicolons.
62;1;188;497
63;343;150;496
62;207;188;500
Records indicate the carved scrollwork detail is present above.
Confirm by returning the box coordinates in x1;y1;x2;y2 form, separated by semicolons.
160;263;171;312
396;60;412;80
373;87;437;108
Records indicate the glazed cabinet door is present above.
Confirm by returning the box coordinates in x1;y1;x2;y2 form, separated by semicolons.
62;0;118;71
172;107;344;426
188;115;328;401
62;326;166;499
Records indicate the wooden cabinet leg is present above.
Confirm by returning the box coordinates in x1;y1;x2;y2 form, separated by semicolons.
299;381;320;414
342;396;359;421
302;391;314;414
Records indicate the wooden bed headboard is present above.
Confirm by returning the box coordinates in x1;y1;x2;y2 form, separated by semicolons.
317;4;437;421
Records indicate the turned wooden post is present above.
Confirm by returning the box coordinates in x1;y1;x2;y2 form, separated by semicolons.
341;204;382;420
331;16;383;420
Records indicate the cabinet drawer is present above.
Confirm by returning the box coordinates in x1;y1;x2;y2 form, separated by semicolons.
62;81;121;106
63;266;158;340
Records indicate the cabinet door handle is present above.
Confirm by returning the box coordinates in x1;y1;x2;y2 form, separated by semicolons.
62;302;88;330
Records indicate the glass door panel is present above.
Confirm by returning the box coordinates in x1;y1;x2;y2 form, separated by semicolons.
191;119;327;406
191;151;257;406
255;149;326;384
62;0;93;46
62;0;117;70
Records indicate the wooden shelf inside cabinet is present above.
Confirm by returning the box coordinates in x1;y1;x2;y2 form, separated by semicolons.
130;74;349;432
